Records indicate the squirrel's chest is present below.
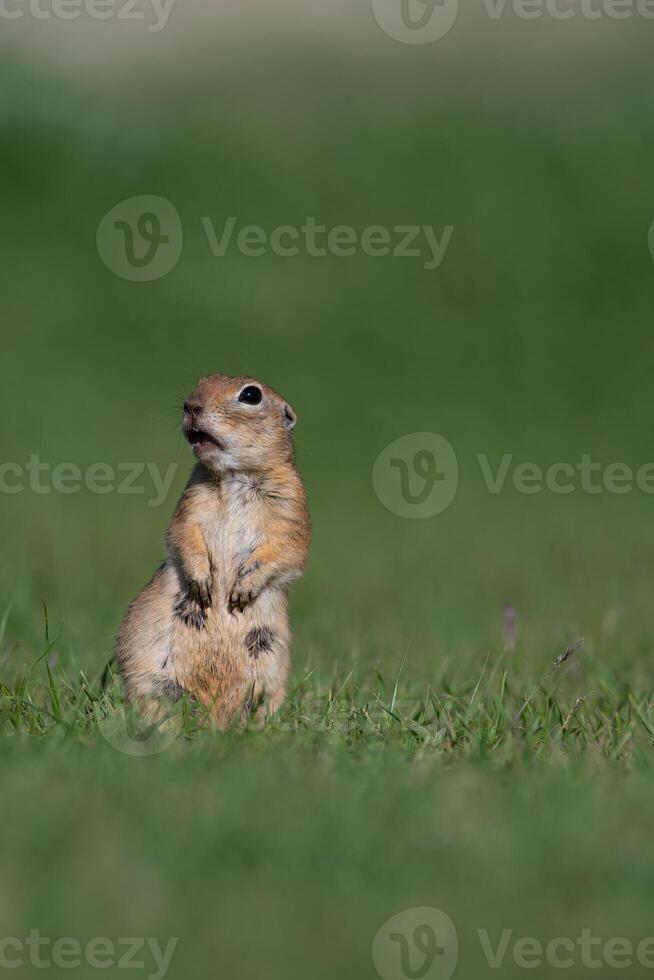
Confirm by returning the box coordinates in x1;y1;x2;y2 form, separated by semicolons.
201;479;266;574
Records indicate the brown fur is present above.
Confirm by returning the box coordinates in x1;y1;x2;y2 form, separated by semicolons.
115;374;310;728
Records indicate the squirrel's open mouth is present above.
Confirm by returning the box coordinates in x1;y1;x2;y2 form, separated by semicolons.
185;427;223;455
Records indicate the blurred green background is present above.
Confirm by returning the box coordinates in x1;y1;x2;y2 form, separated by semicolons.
2;12;654;979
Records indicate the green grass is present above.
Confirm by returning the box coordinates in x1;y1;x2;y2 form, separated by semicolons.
3;49;654;980
5;630;654;980
6;625;654;765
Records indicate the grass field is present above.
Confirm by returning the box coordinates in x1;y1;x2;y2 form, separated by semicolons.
3;44;654;980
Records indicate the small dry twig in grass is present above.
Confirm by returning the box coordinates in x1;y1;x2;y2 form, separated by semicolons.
511;638;584;728
559;696;586;735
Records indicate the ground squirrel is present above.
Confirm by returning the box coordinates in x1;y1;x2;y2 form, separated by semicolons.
116;374;310;727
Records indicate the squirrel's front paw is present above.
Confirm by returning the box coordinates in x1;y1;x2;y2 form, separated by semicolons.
228;580;260;614
188;576;212;609
175;576;212;630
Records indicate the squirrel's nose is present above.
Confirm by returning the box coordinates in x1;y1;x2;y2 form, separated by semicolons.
183;397;203;419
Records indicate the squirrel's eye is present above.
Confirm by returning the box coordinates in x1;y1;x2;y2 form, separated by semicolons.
238;385;262;405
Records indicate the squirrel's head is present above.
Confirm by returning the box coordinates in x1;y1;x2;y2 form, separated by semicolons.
182;374;297;474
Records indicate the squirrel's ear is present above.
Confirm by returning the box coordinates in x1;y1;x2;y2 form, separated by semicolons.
283;403;297;430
